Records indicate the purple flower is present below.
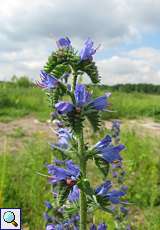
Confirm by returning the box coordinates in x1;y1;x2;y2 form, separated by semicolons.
37;71;59;90
67;84;71;91
95;181;125;204
107;190;125;204
120;206;128;214
112;161;122;169
51;128;72;151
95;181;112;196
90;223;107;230
100;144;125;163
46;224;55;230
94;135;112;151
88;93;110;111
44;201;52;209
68;185;80;202
53;120;64;128
55;84;110;115
80;38;98;61
74;84;91;107
43;213;53;222
55;101;74;114
51;111;58;120
56;37;71;49
90;224;97;230
62;72;70;83
94;134;125;163
121;185;128;192
112;171;118;178
55;224;63;230
112;120;120;130
126;225;131;230
98;223;107;230
47;160;80;185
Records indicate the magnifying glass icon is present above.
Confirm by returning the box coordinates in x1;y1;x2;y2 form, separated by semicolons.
3;211;18;227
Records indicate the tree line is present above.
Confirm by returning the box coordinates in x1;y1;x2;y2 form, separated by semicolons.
1;76;160;94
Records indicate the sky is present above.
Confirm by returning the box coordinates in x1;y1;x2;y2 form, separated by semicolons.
1;0;160;85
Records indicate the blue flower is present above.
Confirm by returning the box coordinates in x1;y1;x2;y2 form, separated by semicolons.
51;128;72;151
55;84;110;115
46;224;55;230
100;144;125;163
55;101;74;114
68;185;80;202
94;135;112;151
112;120;120;130
74;84;91;107
90;224;97;230
121;185;128;192
98;223;107;230
95;181;112;196
47;160;80;185
55;224;63;230
94;134;125;163
37;71;59;90
53;120;64;128
44;201;52;209
61;72;70;83
56;37;71;49
90;223;107;230
43;212;53;222
120;206;128;214
63;214;80;229
80;38;99;61
107;190;125;204
88;93;110;111
95;181;125;204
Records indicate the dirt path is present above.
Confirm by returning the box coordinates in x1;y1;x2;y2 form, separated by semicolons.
0;116;160;153
104;118;160;136
0;116;55;153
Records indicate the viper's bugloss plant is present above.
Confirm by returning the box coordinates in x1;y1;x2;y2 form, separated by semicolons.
37;37;130;230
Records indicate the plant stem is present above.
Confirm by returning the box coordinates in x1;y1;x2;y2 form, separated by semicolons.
72;74;78;92
78;132;87;230
72;70;87;229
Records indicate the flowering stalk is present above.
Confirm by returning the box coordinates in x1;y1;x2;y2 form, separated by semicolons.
72;68;87;229
37;37;130;230
78;131;87;230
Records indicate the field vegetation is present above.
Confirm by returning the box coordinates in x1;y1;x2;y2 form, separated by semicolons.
0;79;160;229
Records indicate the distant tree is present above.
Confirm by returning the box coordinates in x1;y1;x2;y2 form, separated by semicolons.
13;76;32;87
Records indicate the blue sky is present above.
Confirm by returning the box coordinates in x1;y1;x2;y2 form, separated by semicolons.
0;0;160;85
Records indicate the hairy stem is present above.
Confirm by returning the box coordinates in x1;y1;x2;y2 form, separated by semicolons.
72;74;78;92
72;70;87;229
78;132;87;230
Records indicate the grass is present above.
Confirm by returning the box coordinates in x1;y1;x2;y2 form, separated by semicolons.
0;85;51;122
88;126;160;230
0;126;160;229
93;86;160;121
1;83;160;122
0;136;52;230
1;83;160;229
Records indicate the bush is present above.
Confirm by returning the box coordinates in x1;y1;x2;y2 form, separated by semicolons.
11;75;32;88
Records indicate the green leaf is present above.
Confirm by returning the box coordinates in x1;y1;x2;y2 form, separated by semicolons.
58;185;71;206
77;178;94;196
85;110;101;132
51;64;71;78
95;157;110;178
78;60;100;84
62;110;84;134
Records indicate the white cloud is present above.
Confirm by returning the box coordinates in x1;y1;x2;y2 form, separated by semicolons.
98;47;160;85
0;0;160;83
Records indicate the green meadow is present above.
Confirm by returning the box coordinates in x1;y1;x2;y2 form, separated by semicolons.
1;82;160;122
0;82;160;229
